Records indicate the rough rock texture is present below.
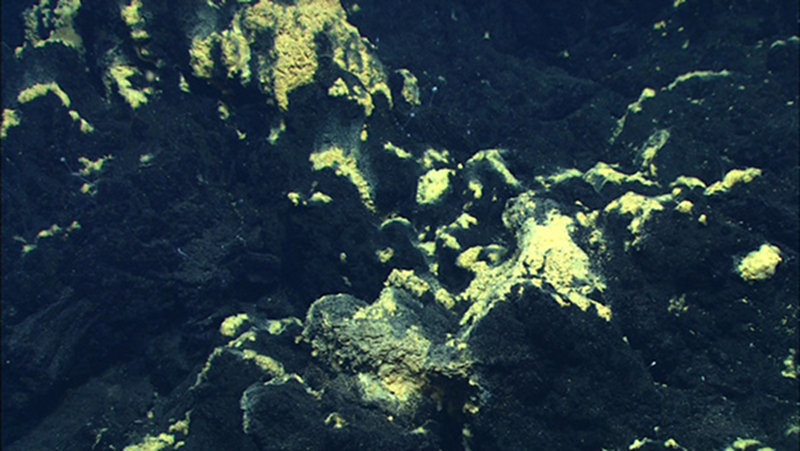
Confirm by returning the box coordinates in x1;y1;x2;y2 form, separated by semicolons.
1;1;797;450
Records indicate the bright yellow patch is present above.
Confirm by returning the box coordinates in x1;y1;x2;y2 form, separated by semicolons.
376;247;394;263
20;0;84;54
460;198;609;325
1;109;21;139
68;110;94;133
308;191;333;204
121;0;149;41
584;161;657;191
189;0;390;113
108;63;152;109
18;82;71;107
705;167;762;195
418;148;451;169
220;313;249;337
604;191;666;248
324;412;347;429
465;149;520;187
396;68;421;106
674;200;693;214
384;141;412;159
737;243;781;281
416;168;454;205
310;145;375;211
385;269;429;298
78;155;113;176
